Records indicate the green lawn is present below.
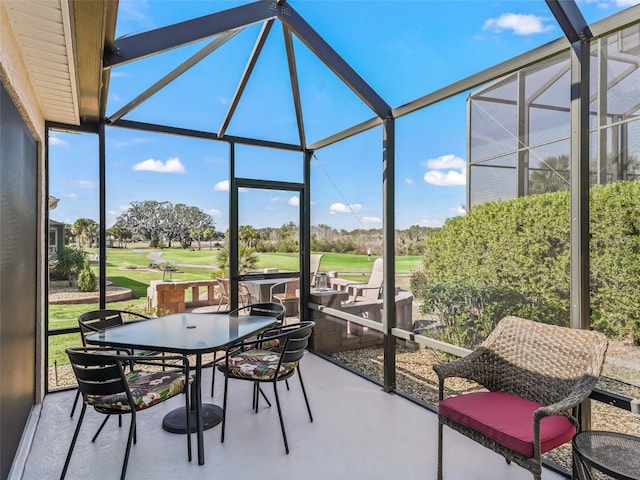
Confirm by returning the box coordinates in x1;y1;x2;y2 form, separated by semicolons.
48;249;423;371
156;248;222;266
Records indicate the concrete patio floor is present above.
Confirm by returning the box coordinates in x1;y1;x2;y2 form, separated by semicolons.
21;353;566;480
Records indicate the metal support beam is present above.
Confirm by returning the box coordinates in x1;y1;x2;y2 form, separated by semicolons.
382;117;396;392
229;143;239;309
104;1;277;67
218;20;275;137
598;38;609;183
99;122;107;309
516;72;528;196
109;31;240;123
547;1;593;442
278;2;391;119
301;150;312;322
546;0;593;43
108;119;303;151
283;25;306;149
308;116;382;150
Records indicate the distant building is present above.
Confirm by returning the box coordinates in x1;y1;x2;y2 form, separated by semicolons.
48;219;65;259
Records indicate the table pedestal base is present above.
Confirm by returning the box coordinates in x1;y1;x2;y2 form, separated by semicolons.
162;404;223;434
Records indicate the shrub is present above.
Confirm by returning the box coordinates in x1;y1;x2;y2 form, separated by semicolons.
54;247;87;286
77;262;96;292
411;180;640;341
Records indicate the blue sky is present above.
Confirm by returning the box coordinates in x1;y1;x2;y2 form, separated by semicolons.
49;0;639;232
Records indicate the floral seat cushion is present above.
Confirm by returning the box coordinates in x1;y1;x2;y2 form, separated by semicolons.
87;370;188;412
218;349;297;380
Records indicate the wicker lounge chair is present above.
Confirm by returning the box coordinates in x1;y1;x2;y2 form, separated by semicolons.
433;316;608;480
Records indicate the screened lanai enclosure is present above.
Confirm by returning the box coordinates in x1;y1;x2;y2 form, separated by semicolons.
2;0;640;478
469;24;640;205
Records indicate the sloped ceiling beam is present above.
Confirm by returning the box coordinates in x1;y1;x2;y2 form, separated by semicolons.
283;24;306;149
278;2;391;119
104;1;277;68
109;31;240;123
218;20;274;138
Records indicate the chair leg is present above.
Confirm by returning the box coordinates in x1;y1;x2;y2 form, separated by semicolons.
60;403;87;479
253;382;259;412
256;384;272;410
120;411;136;480
221;367;229;444
70;389;80;418
92;415;111;443
272;382;289;454
297;367;313;422
437;421;444;480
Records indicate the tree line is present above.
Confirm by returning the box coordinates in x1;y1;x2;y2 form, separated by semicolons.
65;200;435;255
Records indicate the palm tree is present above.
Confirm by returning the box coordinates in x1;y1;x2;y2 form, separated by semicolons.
216;245;259;275
529;155;570;194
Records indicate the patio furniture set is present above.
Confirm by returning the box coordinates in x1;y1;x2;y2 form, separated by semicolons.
61;306;315;479
62;306;633;480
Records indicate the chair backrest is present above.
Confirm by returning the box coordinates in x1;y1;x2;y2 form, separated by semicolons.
367;258;384;288
217;278;230;297
66;347;130;401
78;310;125;345
271;321;314;363
231;302;286;322
283;277;300;299
467;316;608;406
78;309;149;345
310;254;323;286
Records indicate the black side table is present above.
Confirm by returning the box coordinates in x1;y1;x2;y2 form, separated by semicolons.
573;431;640;480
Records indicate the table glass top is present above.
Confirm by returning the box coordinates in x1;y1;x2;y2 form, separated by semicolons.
85;313;277;354
574;431;640;480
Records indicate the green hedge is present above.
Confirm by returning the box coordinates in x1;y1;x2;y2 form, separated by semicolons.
412;180;640;344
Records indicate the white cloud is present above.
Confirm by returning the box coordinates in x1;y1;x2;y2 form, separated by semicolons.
107;210;119;217
63;193;78;199
49;136;68;147
418;215;445;228
612;0;640;6
109;71;129;78
208;208;222;217
212;180;246;192
288;196;299;207
483;13;553;35
404;178;414;185
133;157;185;173
423;154;466;170
450;205;467;215
422;153;467;186
363;216;382;224
214;180;229;191
424;169;466;186
329;202;362;215
76;180;97;188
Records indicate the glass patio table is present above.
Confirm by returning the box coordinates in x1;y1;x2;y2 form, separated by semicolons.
573;431;640;480
86;312;278;465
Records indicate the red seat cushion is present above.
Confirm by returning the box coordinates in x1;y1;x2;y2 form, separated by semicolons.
439;391;575;457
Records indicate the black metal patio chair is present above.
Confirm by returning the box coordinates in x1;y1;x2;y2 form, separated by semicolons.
70;309;162;418
218;321;315;454
205;302;286;397
60;347;192;480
